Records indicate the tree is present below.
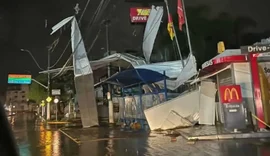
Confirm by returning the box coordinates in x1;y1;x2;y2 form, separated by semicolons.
50;71;75;113
27;74;47;104
28;71;75;113
51;71;75;102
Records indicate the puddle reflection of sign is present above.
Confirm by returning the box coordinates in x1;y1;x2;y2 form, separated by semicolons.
130;7;151;23
219;85;243;103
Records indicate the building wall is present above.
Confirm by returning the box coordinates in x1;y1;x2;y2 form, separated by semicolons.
5;85;29;111
232;62;255;125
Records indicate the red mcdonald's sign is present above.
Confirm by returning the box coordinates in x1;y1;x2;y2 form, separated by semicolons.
130;7;151;23
219;85;243;104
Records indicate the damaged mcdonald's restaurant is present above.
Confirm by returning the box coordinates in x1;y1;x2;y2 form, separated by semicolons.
187;41;270;140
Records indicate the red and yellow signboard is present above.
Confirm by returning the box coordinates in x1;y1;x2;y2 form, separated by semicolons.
219;85;243;104
8;74;31;78
130;7;151;23
8;74;32;84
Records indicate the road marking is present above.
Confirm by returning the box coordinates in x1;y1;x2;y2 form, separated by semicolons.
59;129;81;144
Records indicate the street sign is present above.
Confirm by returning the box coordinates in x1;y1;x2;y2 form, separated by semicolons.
40;100;45;106
52;89;61;96
46;97;52;103
241;44;270;53
54;98;59;104
130;7;151;23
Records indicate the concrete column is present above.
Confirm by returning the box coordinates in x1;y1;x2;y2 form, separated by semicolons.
108;100;114;124
42;106;45;117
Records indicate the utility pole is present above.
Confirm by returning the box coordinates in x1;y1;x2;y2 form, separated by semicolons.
104;19;111;92
20;49;52;120
46;47;51;120
104;19;114;124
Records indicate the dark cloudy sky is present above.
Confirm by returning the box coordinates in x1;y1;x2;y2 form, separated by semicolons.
0;0;269;92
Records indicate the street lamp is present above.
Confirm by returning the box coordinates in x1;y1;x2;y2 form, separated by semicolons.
20;49;45;71
21;48;51;120
20;48;50;94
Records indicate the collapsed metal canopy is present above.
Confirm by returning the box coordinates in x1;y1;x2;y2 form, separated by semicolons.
39;53;146;74
106;68;168;88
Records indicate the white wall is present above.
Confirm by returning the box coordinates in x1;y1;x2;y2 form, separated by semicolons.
233;62;256;125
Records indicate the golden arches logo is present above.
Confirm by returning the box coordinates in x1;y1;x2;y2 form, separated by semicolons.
136;9;150;16
224;88;239;101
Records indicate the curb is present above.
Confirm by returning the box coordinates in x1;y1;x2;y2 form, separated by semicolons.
179;131;270;141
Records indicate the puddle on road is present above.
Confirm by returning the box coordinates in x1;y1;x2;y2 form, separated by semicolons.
11;113;270;156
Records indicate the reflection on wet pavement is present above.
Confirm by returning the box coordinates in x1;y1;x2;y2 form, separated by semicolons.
8;113;270;156
9;113;79;156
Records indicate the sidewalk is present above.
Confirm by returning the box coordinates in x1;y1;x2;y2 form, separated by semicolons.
46;118;82;125
175;125;270;141
37;112;82;125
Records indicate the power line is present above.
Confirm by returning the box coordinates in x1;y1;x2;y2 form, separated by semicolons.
84;0;105;43
52;0;112;78
50;0;91;68
52;0;121;78
21;49;45;71
50;39;70;68
50;0;92;78
87;29;102;54
85;0;119;53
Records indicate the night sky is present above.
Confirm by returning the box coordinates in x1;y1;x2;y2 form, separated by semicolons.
0;0;269;93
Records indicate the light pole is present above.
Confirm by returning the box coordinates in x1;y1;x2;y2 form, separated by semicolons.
21;48;51;120
20;49;45;71
103;19;114;124
46;47;51;120
103;19;111;92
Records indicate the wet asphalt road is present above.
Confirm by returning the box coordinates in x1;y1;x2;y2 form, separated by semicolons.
9;113;270;156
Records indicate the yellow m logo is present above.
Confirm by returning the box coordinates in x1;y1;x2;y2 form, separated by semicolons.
224;88;239;101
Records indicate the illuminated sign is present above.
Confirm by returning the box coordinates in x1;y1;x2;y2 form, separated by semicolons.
202;60;213;69
219;85;243;104
201;55;247;69
130;7;151;23
241;44;270;53
8;74;32;84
